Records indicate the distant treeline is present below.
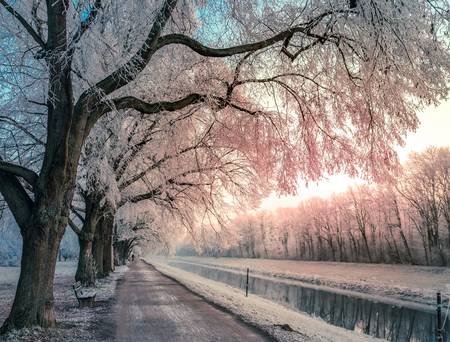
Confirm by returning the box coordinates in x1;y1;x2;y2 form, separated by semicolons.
195;147;450;266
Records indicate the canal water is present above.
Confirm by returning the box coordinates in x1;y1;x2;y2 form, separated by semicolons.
168;261;449;342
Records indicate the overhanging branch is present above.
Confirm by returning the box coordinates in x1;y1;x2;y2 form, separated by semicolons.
120;165;223;206
93;93;205;121
68;218;82;235
71;206;85;224
154;9;347;58
77;3;346;124
0;171;34;232
0;160;38;190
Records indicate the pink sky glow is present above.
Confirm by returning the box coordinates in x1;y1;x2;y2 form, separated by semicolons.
260;100;450;210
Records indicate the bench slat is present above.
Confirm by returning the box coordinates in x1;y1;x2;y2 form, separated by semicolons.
73;282;96;305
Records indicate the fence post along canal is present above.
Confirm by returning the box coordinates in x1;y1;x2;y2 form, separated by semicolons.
245;268;249;297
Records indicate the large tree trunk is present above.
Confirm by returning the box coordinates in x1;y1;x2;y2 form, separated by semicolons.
114;240;125;265
1;0;93;331
0;227;62;333
114;239;134;265
92;212;115;278
1;142;84;332
93;221;104;277
76;238;95;286
102;214;115;275
75;194;102;286
0;72;85;332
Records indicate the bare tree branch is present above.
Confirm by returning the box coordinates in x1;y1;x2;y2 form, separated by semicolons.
0;0;46;49
0;116;45;145
71;206;85;224
0;160;38;189
0;171;34;232
154;10;348;58
119;144;201;190
121;165;225;206
68;218;82;235
93;93;205;121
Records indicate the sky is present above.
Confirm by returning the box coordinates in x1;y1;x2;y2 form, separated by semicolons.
260;100;450;210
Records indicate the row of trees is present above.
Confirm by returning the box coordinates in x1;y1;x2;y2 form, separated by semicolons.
0;0;449;333
69;97;268;285
202;147;450;266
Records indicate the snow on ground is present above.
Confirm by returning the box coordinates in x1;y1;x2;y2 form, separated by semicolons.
148;258;384;342
0;268;20;287
169;256;450;308
0;262;127;342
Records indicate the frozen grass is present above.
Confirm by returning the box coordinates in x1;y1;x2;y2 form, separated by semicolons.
0;268;20;287
149;258;383;342
169;256;450;307
0;262;127;342
0;262;78;288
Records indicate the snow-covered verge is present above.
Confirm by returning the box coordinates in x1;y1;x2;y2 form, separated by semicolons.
171;256;450;307
0;268;20;286
0;262;127;342
148;258;384;342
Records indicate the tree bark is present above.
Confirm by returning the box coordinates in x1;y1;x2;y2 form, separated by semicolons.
75;193;102;286
103;214;115;274
92;225;104;278
0;0;182;333
114;240;127;265
87;208;116;279
75;237;95;286
0;227;62;333
1;58;84;333
92;212;115;278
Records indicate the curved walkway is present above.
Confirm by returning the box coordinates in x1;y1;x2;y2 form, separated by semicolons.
115;261;270;342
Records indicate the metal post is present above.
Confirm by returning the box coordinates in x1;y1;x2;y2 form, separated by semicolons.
245;268;249;297
437;292;443;342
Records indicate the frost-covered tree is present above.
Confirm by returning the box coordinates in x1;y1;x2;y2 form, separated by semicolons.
1;0;450;332
397;146;450;264
70;102;266;285
214;147;449;265
114;205;185;263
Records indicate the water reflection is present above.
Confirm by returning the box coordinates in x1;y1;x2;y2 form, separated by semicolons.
169;261;449;342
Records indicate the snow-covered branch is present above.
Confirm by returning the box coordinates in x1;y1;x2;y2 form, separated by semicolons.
79;0;178;99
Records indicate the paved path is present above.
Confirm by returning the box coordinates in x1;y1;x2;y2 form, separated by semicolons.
115;261;270;342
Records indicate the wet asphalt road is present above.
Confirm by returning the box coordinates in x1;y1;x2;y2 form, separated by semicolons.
115;261;271;342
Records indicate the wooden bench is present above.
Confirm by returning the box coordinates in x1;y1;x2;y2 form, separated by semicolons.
72;281;96;308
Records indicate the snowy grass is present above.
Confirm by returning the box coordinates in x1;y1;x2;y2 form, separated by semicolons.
168;256;450;307
148;258;383;342
0;261;78;288
0;268;20;287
